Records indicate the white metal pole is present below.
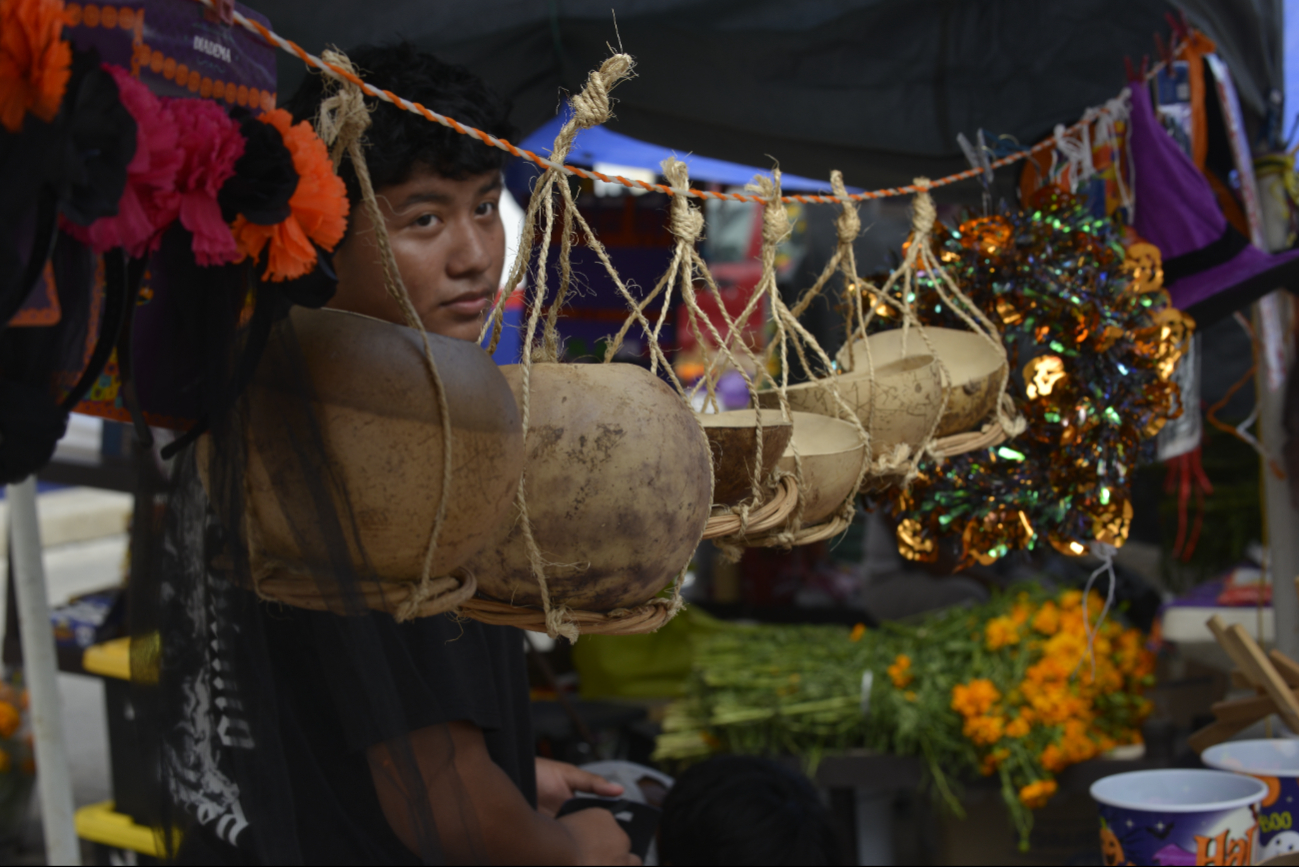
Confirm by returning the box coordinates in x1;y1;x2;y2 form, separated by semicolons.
7;477;80;865
1256;293;1299;665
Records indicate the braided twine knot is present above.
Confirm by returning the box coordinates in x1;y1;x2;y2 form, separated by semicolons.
662;157;704;243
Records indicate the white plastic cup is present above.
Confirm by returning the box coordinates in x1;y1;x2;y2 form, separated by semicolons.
1203;740;1299;862
1091;768;1268;865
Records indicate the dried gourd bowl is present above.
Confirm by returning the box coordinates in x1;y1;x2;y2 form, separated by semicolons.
839;326;1006;437
758;336;943;495
201;306;524;611
462;362;713;626
777;411;867;524
697;408;794;506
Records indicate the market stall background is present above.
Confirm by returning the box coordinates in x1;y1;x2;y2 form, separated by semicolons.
253;0;1285;197
0;0;1293;863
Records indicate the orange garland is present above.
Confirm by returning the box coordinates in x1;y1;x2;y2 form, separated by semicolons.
0;0;72;132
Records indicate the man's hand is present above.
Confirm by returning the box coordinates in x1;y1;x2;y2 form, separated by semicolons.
535;757;624;817
558;807;640;866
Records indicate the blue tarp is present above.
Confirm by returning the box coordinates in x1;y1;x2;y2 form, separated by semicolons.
518;111;856;194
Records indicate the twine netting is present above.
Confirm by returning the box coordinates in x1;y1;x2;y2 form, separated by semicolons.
464;54;693;641
249;49;1031;632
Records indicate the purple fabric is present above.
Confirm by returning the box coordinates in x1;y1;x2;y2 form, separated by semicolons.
1165;241;1299;309
1128;80;1299;312
1129;82;1225;256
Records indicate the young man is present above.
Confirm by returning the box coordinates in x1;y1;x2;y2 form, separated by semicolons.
175;44;637;865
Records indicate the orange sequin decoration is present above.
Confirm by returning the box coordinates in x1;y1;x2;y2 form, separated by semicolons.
0;0;72;132
957;215;1013;257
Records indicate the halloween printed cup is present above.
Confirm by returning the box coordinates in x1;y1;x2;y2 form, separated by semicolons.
1204;740;1299;862
1091;769;1268;865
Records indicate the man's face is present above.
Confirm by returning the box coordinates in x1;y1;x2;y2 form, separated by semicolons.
329;167;505;342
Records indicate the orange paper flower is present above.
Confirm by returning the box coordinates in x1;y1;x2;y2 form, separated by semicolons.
0;0;72;132
232;107;349;281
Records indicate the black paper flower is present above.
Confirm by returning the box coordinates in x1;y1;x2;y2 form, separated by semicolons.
55;48;137;227
218;109;298;226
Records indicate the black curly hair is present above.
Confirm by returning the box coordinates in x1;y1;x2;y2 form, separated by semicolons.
658;755;842;865
282;42;516;208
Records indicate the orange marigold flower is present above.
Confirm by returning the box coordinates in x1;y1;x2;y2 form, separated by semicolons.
0;0;71;132
980;747;1010;776
888;654;913;688
985;616;1021;651
952;678;1000;718
849;623;866;642
1032;601;1060;635
1060;590;1083;611
232;108;349;281
963;714;1005;746
0;701;18;739
1011;602;1031;625
1006;716;1031;738
1040;744;1067;773
1019;779;1058;809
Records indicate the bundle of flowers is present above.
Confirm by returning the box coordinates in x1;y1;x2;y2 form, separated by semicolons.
655;586;1155;848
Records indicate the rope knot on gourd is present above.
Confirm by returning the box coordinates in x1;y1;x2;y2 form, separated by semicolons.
662;157;704;243
831;171;860;245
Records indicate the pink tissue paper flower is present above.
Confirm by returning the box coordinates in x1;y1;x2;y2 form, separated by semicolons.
65;64;180;258
165;97;245;266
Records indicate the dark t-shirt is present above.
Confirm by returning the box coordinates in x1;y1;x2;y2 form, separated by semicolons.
179;602;534;864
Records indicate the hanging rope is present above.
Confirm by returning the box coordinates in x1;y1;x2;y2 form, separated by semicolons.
312;49;472;621
465;55;695;640
185;0;1138;207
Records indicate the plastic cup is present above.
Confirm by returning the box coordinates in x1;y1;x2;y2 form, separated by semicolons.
1204;740;1299;862
1090;769;1268;865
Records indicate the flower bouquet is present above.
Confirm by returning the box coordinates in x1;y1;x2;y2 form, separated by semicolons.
655;586;1155;848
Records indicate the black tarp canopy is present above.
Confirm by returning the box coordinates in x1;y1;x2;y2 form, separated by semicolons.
250;0;1283;195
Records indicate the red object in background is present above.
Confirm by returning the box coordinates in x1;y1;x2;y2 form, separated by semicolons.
1164;445;1213;561
738;546;805;607
676;276;765;354
1215;564;1272;606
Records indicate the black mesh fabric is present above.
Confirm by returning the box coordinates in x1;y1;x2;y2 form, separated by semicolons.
0;232;101;484
127;281;505;864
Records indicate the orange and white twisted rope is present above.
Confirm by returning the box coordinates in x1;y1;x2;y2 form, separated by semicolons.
188;0;1131;205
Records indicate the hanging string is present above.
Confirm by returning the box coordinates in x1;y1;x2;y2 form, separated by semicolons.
1204;312;1286;479
185;0;1141;207
1076;541;1118;683
316;48;465;621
